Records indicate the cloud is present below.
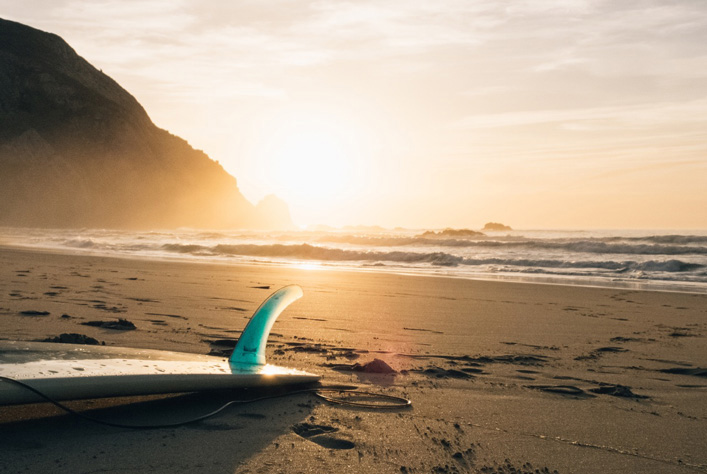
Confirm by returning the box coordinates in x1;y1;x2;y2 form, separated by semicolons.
9;0;707;99
4;1;707;181
452;98;707;130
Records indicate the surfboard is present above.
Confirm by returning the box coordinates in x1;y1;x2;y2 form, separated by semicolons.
0;285;320;406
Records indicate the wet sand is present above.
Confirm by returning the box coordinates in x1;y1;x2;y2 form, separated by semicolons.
1;245;706;473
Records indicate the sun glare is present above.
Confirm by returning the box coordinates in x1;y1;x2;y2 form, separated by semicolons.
254;107;372;224
270;128;352;199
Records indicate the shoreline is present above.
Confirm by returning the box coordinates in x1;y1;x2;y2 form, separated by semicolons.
3;242;706;297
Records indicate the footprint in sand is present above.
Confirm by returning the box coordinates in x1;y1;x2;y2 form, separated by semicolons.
527;385;595;398
19;310;50;316
660;367;707;377
589;384;648;399
292;423;355;450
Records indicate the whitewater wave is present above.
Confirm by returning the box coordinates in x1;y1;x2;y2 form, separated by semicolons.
160;242;705;274
528;240;707;256
163;243;465;266
62;233;707;256
304;234;707;255
64;239;96;248
610;234;707;245
3;226;706;291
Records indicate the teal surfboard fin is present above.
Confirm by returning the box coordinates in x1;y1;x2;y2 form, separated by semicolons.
230;285;303;369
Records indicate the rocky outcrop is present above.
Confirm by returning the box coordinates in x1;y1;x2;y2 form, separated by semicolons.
482;222;512;231
254;195;295;230
0;18;293;229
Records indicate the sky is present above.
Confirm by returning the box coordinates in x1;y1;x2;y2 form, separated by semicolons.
3;0;707;229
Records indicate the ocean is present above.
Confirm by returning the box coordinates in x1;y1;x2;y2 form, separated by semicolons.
2;227;706;294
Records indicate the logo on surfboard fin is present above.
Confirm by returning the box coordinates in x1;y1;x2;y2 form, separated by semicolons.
230;285;303;369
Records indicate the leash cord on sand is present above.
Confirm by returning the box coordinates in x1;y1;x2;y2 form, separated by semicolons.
0;376;411;429
313;389;411;409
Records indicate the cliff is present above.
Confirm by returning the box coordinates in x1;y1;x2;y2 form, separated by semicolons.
0;18;293;230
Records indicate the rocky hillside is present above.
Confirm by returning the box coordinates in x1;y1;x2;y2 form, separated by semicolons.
0;18;292;229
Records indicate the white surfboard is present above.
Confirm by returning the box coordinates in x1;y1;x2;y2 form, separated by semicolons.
0;285;319;406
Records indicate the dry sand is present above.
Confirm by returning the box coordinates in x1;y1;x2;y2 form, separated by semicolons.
1;245;706;473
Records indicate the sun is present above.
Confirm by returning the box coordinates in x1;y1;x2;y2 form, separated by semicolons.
269;126;352;200
255;108;371;224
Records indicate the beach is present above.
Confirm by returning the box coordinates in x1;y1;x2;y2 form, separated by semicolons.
1;245;706;473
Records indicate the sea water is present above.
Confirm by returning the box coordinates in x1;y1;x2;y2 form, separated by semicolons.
1;227;706;294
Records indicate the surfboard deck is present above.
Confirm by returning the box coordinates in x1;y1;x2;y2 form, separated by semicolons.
0;286;320;406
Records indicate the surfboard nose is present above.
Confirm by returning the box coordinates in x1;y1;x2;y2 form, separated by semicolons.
229;285;304;369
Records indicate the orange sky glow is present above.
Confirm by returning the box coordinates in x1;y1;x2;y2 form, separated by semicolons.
5;1;707;229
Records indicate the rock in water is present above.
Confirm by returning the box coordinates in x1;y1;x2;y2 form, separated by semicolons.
482;222;513;231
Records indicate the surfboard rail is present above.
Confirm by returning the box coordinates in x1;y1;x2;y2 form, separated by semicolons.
0;286;319;406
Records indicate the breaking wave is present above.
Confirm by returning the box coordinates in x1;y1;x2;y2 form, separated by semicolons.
3;226;706;291
306;235;707;256
162;243;466;266
161;243;705;275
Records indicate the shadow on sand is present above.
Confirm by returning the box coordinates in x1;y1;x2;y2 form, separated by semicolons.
0;385;317;473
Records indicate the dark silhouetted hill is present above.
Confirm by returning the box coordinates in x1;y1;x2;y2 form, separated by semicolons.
0;18;293;229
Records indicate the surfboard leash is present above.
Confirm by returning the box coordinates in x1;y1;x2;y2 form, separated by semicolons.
313;388;412;409
0;376;411;430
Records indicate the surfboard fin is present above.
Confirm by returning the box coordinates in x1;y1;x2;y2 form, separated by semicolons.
229;285;303;369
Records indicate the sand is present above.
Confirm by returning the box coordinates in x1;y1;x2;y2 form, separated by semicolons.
1;245;706;473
